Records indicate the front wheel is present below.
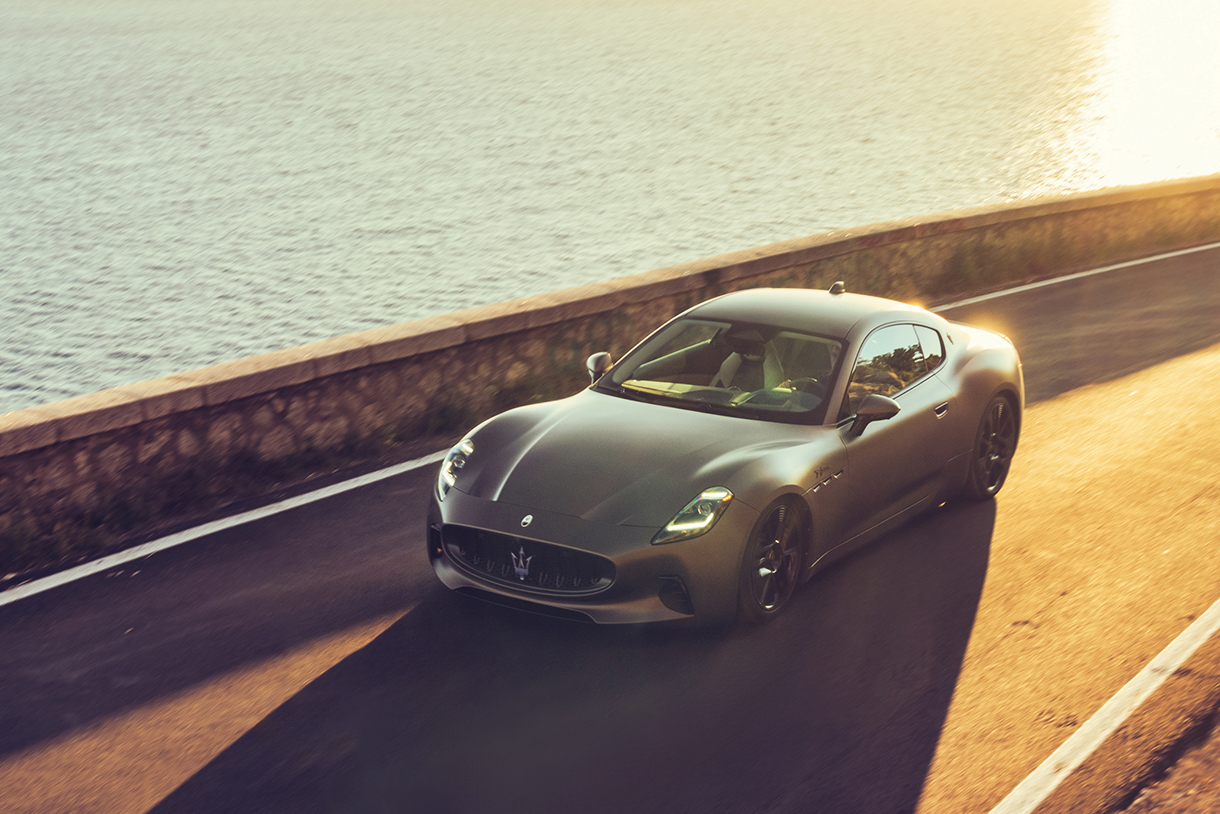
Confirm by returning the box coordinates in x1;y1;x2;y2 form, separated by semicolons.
737;500;805;624
964;395;1018;500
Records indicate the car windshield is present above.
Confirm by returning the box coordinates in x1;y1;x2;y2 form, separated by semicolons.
595;318;844;424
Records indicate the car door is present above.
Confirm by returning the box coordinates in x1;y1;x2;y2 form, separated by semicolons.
837;323;956;545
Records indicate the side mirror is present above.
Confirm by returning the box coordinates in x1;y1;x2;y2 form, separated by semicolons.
848;394;900;437
586;352;613;383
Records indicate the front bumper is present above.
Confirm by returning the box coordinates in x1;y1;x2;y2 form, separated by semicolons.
426;487;759;624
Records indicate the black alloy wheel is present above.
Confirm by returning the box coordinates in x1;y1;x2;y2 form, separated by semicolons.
966;395;1018;499
738;500;805;623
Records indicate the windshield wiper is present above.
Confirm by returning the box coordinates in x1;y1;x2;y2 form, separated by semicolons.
595;383;655;403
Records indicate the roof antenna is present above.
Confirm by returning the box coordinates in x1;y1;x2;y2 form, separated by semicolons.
828;281;846;295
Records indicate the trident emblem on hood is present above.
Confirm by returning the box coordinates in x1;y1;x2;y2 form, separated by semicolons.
511;546;533;580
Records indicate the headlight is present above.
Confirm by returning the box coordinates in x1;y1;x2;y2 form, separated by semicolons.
437;438;474;500
651;487;733;545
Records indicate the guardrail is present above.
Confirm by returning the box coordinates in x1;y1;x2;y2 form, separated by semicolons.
3;174;1219;574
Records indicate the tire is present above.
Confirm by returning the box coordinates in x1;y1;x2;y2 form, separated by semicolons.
964;395;1018;500
737;499;805;624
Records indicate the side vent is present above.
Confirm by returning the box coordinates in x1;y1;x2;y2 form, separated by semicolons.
657;575;694;615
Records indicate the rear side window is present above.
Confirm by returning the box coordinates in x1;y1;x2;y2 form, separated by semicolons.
915;325;945;373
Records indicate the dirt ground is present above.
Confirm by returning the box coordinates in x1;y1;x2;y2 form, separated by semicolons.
1122;709;1220;813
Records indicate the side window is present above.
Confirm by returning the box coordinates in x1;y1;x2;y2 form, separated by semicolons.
840;324;925;419
915;325;945;373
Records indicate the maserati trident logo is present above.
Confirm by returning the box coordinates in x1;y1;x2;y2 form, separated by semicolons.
511;546;532;580
520;514;533;528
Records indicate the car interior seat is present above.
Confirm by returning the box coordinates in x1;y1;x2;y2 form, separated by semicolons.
711;331;784;390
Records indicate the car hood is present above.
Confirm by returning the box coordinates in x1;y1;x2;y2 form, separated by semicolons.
458;389;809;527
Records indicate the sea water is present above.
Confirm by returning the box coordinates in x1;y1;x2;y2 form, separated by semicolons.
1;0;1216;412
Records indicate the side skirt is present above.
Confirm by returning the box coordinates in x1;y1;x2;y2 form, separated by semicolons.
803;495;937;576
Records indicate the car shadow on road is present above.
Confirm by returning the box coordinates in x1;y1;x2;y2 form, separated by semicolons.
150;499;996;814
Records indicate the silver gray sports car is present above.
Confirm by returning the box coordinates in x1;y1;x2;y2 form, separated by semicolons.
426;284;1022;625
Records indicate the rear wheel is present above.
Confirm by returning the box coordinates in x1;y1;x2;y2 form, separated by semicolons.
737;500;805;624
964;395;1018;499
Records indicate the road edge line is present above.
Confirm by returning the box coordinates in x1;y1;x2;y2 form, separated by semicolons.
930;242;1220;313
0;450;445;609
988;592;1220;814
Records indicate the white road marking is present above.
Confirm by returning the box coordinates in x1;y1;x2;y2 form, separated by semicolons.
0;450;445;609
930;242;1220;313
988;595;1220;814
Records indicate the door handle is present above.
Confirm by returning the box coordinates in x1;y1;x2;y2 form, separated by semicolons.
934;401;949;418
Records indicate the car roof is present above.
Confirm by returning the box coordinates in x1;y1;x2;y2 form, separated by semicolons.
686;287;933;339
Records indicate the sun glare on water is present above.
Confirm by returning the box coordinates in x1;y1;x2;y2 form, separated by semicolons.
1071;0;1220;186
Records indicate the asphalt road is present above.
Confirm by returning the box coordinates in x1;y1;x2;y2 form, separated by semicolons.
2;245;1219;814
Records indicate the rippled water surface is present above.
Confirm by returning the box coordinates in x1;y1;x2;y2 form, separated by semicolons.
1;0;1217;412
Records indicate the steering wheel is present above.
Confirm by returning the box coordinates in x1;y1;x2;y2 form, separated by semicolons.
729;388;763;406
784;377;827;398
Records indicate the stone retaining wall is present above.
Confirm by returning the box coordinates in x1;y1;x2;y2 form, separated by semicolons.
3;174;1219;573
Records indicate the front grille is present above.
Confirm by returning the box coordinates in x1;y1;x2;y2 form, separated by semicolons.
443;525;614;594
